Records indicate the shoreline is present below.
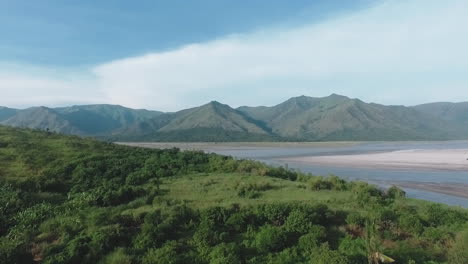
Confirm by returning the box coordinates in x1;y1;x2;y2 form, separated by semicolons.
119;142;468;201
279;149;468;171
117;141;359;150
391;182;468;199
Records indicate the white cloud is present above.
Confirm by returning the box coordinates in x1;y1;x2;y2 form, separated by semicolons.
1;0;467;110
0;64;101;107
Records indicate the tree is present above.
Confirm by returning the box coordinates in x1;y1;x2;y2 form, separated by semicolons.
142;241;180;264
254;225;288;253
209;243;241;264
309;243;348;264
143;156;162;192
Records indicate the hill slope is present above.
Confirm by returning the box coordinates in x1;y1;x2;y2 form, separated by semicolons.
0;104;162;136
2;95;468;141
413;102;468;126
0;107;17;122
1;106;83;134
117;101;278;141
239;94;462;141
0;126;467;263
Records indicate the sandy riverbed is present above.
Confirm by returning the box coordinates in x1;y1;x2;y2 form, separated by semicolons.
280;149;468;171
391;182;468;199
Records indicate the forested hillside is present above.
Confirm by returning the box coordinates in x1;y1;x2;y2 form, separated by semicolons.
3;95;468;142
1;126;467;263
0;105;162;136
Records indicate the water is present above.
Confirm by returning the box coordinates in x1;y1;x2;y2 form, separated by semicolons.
207;141;468;208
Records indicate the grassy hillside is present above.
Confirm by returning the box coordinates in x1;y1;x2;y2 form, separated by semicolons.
1;107;83;135
0;105;161;136
414;102;468;126
1;126;467;263
54;104;162;135
239;95;463;141
115;101;276;141
3;95;468;141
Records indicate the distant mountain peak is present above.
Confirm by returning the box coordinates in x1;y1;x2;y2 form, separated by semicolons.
324;93;351;100
207;100;222;106
201;100;232;111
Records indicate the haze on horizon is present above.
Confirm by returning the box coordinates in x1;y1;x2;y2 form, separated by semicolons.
1;0;467;111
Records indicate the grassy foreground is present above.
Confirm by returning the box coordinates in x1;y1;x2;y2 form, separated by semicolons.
0;126;467;264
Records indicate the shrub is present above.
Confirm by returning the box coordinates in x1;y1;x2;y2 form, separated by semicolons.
387;186;406;199
307;176;348;191
448;230;468;264
209;243;241;264
235;182;273;198
298;227;327;253
142;241;181;264
352;182;386;206
254;225;288;253
285;210;324;235
398;214;423;235
100;248;132;264
309;243;348;264
338;236;367;264
346;212;365;227
267;247;301;264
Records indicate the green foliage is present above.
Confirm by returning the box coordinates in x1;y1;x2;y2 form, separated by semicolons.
99;248;132;264
142;241;182;264
448;229;468;264
0;126;466;264
254;225;289;253
297;228;326;253
387;185;406;199
209;243;241;264
398;214;424;234
309;243;348;264
338;236;367;264
307;175;349;191
235;182;273;198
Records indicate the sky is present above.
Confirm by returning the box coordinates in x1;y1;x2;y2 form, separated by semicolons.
0;0;467;111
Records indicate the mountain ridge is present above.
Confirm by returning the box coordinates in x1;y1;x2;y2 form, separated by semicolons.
2;94;468;141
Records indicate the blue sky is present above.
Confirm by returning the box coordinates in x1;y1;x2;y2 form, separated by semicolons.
1;0;467;111
0;0;370;66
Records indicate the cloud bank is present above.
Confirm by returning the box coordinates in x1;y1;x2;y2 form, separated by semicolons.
1;0;467;111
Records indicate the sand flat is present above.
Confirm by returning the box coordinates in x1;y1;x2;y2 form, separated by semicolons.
281;149;468;171
391;182;468;199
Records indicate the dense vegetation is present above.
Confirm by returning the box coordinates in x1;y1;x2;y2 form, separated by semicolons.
1;126;467;264
3;94;468;142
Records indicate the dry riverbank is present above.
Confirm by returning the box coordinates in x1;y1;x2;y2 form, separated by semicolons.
391;182;468;199
280;149;468;171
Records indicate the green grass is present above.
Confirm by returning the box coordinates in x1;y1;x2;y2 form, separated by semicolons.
159;173;354;210
2;125;468;264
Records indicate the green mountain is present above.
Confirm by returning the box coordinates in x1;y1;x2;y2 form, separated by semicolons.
238;94;462;141
54;104;162;135
1;126;467;263
1;106;83;134
0;104;162;136
413;102;468;126
0;106;18;121
117;101;278;141
2;95;468;141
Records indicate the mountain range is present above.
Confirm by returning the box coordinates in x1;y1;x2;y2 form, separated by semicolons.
1;94;468;141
